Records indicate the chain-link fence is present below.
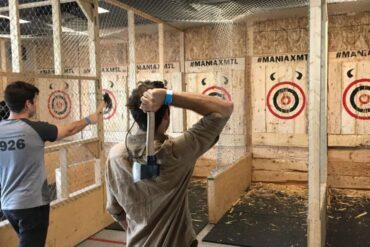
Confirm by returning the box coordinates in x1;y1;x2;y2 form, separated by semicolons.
0;1;102;213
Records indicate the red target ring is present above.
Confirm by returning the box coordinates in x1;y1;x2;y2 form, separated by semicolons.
102;89;117;120
342;78;370;120
266;81;306;120
48;90;72;120
202;86;232;101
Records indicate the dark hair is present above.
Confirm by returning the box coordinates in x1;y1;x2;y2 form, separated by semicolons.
4;81;39;113
0;100;9;121
127;80;169;131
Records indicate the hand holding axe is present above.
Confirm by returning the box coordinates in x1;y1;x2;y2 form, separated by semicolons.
133;112;160;182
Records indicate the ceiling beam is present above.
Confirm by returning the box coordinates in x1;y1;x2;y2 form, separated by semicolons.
76;0;94;22
0;0;75;12
104;0;183;31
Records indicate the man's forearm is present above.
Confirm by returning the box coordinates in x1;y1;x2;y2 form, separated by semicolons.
65;118;89;136
172;91;233;118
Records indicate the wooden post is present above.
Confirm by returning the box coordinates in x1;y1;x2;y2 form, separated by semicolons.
320;2;328;246
177;31;186;132
320;0;328;187
57;147;69;199
246;21;254;152
87;0;104;185
0;39;7;94
308;0;327;246
51;0;63;75
158;23;164;80
9;0;22;72
127;10;136;129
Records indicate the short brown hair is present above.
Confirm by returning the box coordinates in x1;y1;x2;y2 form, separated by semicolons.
127;80;169;131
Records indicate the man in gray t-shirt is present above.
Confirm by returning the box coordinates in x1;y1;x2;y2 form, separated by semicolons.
0;81;104;247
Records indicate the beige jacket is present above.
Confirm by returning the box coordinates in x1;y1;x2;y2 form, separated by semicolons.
105;113;229;247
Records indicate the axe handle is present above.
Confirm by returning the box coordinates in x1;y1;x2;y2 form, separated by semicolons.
146;112;155;156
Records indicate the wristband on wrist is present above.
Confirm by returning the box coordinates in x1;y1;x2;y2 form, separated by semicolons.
164;90;173;106
85;116;92;125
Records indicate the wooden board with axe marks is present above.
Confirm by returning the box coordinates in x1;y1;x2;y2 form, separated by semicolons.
251;56;308;147
185;57;245;147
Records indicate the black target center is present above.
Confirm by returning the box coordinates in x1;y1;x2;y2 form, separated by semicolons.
52;95;68;115
350;85;370;113
273;88;299;113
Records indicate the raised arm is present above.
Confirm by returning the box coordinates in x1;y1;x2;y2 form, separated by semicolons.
56;102;104;141
140;89;233;117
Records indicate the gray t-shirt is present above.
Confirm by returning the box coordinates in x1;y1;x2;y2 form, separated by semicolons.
105;113;229;247
0;119;58;210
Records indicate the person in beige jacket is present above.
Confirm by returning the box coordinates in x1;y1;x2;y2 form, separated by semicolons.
105;80;233;247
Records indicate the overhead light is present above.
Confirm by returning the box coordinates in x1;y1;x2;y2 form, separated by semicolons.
0;14;30;24
98;7;109;14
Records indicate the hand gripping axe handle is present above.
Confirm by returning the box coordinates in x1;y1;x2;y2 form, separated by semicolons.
133;112;160;182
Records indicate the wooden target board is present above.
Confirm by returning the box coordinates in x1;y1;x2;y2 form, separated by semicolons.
251;54;308;147
136;62;183;134
37;75;79;126
185;57;245;146
79;66;128;142
328;52;370;144
101;74;127;135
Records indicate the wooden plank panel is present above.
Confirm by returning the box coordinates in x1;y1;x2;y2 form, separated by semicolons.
216;70;233;134
328;134;370;147
208;155;252;223
228;70;245;136
265;63;279;133
252;63;266;133
252;133;308;147
166;72;184;133
185;72;206;128
45;151;60;184
328;62;342;134
193;157;216;178
328;175;370;189
328;161;370;177
253;158;308;172
252;170;308;182
277;64;294;134
341;62;357;134
253;146;308;160
101;73;128;134
294;62;308;134
328;149;370;163
0;187;113;247
68;161;95;193
355;60;370;134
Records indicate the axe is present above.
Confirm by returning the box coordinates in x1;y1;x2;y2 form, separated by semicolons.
103;92;113;111
133;112;160;183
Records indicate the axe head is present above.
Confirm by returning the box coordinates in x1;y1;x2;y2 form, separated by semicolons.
133;156;160;183
103;93;113;110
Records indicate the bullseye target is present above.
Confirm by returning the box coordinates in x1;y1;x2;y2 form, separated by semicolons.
48;90;72;120
102;89;117;120
202;86;232;101
342;78;370;120
266;81;306;120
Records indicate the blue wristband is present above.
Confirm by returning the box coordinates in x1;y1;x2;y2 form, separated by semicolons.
85;116;91;125
164;90;173;106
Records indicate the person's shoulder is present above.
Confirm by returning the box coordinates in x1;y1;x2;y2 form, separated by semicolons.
108;142;127;160
204;112;230;121
22;119;52;126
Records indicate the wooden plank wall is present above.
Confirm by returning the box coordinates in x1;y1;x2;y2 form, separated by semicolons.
251;17;309;183
184;24;248;173
327;12;370;189
208;154;252;223
0;187;113;247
